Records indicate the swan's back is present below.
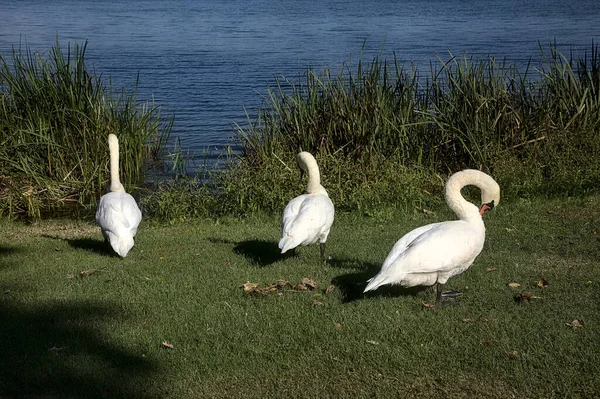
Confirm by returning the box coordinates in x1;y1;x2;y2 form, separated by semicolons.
279;193;334;253
96;191;142;257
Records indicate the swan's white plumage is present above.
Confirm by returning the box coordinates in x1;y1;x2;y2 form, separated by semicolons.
364;169;500;294
96;134;142;258
279;152;334;256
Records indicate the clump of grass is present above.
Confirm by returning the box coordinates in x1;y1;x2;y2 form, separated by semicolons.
0;40;172;217
220;43;599;218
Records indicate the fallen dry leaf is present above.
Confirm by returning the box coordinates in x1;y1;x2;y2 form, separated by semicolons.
421;300;435;308
80;269;97;278
311;301;323;307
537;279;549;288
162;341;174;349
566;319;584;329
241;279;319;295
423;209;434;215
325;285;335;294
507;282;521;288
483;339;495;346
301;278;317;289
335;322;341;329
486;268;497;272
505;350;518;357
514;291;542;303
220;262;230;268
462;318;472;323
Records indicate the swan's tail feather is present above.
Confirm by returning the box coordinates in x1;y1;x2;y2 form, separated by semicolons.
110;236;135;258
278;236;298;254
363;273;391;293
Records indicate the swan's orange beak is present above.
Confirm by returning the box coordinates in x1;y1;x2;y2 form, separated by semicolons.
479;200;495;215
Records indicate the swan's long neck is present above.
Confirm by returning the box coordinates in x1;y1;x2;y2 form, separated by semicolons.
445;170;486;223
305;159;322;194
108;134;125;193
298;153;328;196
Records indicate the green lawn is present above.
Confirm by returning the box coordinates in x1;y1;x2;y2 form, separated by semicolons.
1;196;599;398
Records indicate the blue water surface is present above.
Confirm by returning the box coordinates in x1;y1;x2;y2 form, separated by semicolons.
0;0;598;168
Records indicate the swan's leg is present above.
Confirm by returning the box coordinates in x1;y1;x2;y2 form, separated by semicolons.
319;242;326;261
435;283;444;304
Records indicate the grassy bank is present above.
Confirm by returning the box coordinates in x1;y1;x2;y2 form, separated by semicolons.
145;43;599;221
0;40;171;217
1;195;598;398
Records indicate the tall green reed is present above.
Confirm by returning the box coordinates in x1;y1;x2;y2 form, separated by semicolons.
0;40;171;217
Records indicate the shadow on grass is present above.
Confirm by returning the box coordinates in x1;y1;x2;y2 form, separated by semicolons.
41;234;116;257
0;299;158;398
233;239;294;266
329;257;431;303
207;237;294;266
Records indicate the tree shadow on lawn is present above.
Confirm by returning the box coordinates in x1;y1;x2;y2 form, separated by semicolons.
0;299;159;399
329;257;430;303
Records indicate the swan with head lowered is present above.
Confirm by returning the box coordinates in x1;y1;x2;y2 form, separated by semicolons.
363;169;500;303
96;134;142;258
279;152;335;260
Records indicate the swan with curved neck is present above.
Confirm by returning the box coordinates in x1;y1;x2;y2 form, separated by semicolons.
96;134;142;258
363;169;500;302
279;152;334;259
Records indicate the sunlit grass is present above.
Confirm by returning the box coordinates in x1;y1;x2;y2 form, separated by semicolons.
1;196;599;398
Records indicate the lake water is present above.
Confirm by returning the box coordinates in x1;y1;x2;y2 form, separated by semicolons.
0;0;598;169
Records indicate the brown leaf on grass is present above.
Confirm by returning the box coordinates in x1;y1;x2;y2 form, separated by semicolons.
507;282;521;288
537;279;549;288
301;278;317;289
483;339;495;346
505;350;518;357
325;285;335;294
220;262;230;268
162;341;174;349
486;268;497;272
335;322;341;329
241;279;318;295
421;300;435;308
311;301;323;307
566;319;584;329
423;209;434;215
514;291;542;303
241;282;260;293
80;269;97;278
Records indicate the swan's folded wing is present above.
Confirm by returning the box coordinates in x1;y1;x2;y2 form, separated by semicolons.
380;222;442;273
382;221;482;275
281;194;333;238
97;193;142;235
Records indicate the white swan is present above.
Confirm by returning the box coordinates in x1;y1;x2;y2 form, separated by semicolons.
96;134;142;258
279;152;335;260
363;169;500;302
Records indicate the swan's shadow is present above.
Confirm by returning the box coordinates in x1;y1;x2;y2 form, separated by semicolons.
329;257;431;303
207;238;294;267
41;234;116;257
234;239;296;266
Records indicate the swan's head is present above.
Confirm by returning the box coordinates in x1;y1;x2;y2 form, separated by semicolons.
478;174;500;216
296;151;316;181
108;133;119;147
